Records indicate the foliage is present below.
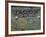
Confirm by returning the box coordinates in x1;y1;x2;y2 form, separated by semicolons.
11;6;41;31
